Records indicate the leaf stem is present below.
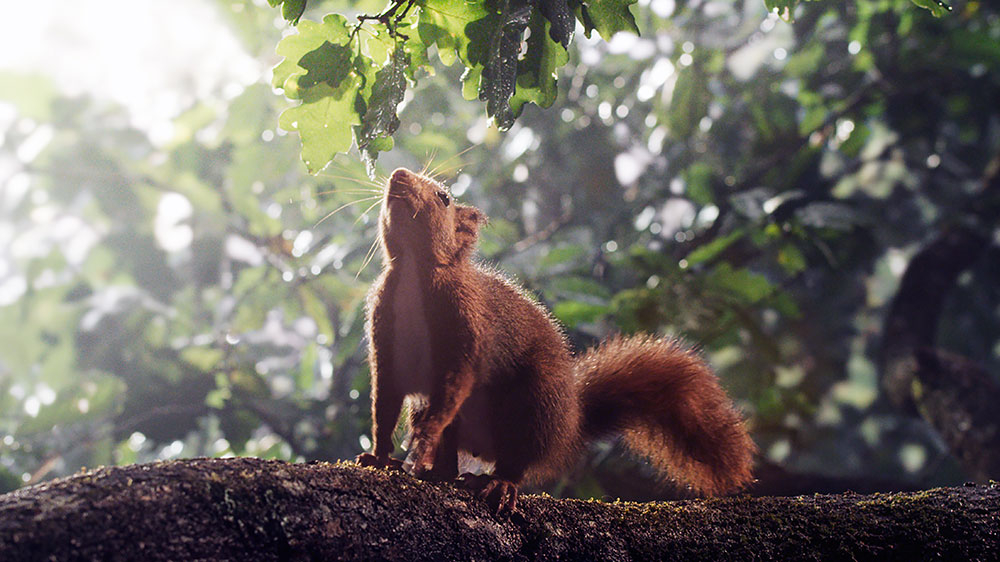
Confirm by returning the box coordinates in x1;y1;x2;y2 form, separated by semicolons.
355;0;416;39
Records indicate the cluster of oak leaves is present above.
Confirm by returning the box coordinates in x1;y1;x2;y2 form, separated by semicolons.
270;0;641;174
268;0;951;175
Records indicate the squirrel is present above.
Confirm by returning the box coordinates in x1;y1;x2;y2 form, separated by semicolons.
355;168;756;513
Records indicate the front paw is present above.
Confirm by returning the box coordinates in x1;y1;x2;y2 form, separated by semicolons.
355;453;403;471
410;457;438;480
410;462;454;482
407;439;436;477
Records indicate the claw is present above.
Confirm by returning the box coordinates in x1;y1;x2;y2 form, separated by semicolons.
457;473;519;515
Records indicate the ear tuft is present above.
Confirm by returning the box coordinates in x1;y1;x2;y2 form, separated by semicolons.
467;206;486;226
456;204;486;232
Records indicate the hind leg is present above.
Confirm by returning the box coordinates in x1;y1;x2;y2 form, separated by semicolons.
456;387;539;515
457;474;518;515
457;465;523;516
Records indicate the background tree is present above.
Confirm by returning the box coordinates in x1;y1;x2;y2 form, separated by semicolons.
0;0;996;500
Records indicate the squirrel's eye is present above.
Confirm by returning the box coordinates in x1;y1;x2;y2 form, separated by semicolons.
437;191;451;207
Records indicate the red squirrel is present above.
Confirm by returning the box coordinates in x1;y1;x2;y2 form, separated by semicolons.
355;168;756;513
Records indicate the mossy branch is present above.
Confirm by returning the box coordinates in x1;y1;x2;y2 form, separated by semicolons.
1;457;997;561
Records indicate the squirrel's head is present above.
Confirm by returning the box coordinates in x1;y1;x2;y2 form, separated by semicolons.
380;168;486;265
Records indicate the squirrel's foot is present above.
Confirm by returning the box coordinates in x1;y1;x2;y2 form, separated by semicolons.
355;453;404;471
457;473;519;516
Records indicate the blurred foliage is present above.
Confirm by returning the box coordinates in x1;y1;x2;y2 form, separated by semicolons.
270;0;954;172
0;0;998;499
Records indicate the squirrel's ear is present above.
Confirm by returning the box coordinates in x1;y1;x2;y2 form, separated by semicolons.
456;204;487;232
468;206;487;226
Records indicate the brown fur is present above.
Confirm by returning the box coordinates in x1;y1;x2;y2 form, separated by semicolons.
357;168;756;509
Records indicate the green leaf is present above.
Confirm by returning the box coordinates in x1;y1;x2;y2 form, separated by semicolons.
418;0;493;68
686;230;744;266
784;42;825;78
181;347;224;371
777;244;807;274
838;123;870;157
583;0;639;41
299;342;318;391
273;18;347;91
669;61;710;138
540;243;586;267
0;466;22;494
798;105;826;136
462;66;484;100
273;15;364;173
279;76;363;173
479;0;534;129
510;12;569;116
297;41;354;89
358;43;409;173
552;300;609;328
684;162;714;205
708;263;775;304
282;0;307;24
909;0;952;17
537;0;574;47
549;276;612;299
299;285;334;341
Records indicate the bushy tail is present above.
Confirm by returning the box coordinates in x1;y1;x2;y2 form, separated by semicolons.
575;335;756;495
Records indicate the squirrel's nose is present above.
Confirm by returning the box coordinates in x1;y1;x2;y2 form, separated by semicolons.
390;168;413;184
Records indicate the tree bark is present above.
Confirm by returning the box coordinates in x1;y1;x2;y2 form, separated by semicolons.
2;457;998;561
879;224;990;413
912;348;1000;482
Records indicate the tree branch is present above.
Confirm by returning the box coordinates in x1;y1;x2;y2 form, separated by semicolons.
879;223;991;412
2;458;997;561
878;150;1000;480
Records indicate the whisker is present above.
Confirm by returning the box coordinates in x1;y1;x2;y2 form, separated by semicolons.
313;196;383;228
430;161;466;182
315;188;384;196
315;173;384;190
319;161;384;180
353;198;384;226
420;148;439;176
427;143;480;179
325;159;370;174
356;235;382;279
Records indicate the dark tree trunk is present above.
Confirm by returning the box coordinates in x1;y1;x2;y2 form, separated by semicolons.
878;153;1000;481
2;458;997;561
